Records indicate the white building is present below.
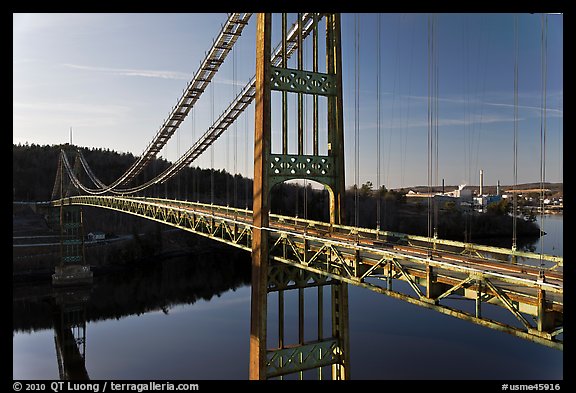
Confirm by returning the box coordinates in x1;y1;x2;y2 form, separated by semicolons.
444;184;472;201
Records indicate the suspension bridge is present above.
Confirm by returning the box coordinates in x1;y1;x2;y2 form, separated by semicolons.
28;13;562;380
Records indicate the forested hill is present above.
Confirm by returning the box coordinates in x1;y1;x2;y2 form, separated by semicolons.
13;143;544;244
13;143;134;201
12;143;253;204
13;142;562;203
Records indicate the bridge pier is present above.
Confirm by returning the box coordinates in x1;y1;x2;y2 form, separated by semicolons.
52;204;93;287
425;264;447;300
537;289;560;333
53;265;93;287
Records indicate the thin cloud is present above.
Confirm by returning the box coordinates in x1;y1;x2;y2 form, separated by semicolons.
212;77;248;88
61;63;190;80
483;101;563;115
353;114;521;131
401;93;563;116
61;63;250;88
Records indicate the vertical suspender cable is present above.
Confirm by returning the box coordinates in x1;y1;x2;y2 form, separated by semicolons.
376;13;381;232
385;17;401;229
313;13;319;155
304;30;308;221
164;146;168;199
184;112;189;201
513;15;519;252
177;110;181;200
233;39;238;208
434;14;439;240
426;14;439;244
226;100;230;205
354;13;360;229
538;13;548;280
298;13;304;155
211;82;215;205
191;108;195;202
245;108;249;209
294;68;299;218
282;13;288;154
226;67;230;207
463;17;470;243
225;50;231;207
154;144;158;198
294;15;300;218
427;14;433;243
402;16;416;189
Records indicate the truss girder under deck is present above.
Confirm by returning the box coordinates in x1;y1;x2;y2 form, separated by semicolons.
53;196;563;350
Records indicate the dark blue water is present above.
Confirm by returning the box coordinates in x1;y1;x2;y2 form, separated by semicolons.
13;215;563;380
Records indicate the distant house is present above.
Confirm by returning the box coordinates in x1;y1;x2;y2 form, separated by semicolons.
406;184;471;209
87;231;106;241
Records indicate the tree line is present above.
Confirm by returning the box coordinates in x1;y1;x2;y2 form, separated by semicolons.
13;143;540;245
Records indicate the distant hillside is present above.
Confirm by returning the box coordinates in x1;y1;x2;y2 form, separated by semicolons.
13;143;544;247
12;143;254;205
394;182;563;196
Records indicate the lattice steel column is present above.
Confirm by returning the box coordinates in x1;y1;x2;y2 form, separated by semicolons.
250;12;349;380
266;262;348;379
52;151;93;287
53;287;91;380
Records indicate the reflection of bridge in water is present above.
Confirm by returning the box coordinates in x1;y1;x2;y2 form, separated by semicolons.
52;287;90;380
32;13;562;379
13;249;252;380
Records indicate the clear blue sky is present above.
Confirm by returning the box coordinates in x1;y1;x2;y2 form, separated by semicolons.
13;13;563;190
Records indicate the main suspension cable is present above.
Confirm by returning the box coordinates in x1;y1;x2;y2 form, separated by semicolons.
68;14;316;197
75;13;252;193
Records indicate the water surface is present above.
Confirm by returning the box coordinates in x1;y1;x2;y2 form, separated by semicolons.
13;215;563;380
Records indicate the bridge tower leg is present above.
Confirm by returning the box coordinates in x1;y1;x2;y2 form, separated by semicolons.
52;150;93;287
250;12;272;381
53;286;91;380
250;13;349;380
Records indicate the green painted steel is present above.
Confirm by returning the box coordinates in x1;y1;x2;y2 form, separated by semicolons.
270;66;337;96
266;338;340;378
50;196;563;350
269;154;335;188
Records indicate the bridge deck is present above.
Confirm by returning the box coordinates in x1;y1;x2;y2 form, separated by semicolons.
49;196;563;350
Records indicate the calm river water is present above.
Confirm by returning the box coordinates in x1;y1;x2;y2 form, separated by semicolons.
13;215;563;380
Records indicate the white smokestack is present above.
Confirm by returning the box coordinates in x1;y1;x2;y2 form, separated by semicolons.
479;169;484;196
